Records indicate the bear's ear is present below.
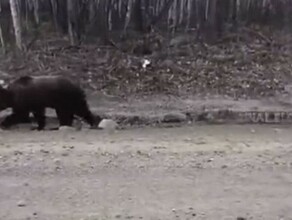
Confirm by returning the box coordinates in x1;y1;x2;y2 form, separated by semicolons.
0;80;8;89
0;86;12;108
0;85;9;96
0;89;10;110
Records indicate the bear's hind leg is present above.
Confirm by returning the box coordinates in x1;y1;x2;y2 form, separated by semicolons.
74;104;100;128
55;109;74;127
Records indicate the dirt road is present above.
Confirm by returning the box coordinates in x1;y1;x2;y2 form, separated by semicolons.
0;125;292;220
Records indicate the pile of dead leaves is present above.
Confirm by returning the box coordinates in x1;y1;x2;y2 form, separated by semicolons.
0;29;292;99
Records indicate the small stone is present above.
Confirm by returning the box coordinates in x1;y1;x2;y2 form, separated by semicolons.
14;151;23;155
54;158;61;164
153;146;166;149
184;138;192;142
195;140;207;145
59;126;75;131
61;152;69;157
163;112;187;123
75;120;82;131
40;149;50;154
207;158;214;162
17;200;26;207
238;142;250;148
106;159;112;164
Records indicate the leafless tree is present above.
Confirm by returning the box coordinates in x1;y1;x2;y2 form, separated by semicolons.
0;0;291;49
9;0;22;50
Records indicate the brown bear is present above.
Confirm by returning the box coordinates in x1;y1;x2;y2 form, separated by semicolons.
0;75;101;130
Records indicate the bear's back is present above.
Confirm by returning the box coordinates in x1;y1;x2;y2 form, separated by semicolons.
8;75;84;109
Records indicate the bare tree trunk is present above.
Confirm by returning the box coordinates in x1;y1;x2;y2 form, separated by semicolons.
9;0;22;50
133;0;145;32
231;0;238;31
186;0;192;30
33;0;39;25
67;0;87;45
67;0;77;45
50;0;58;31
153;0;174;27
0;23;5;53
0;2;6;53
205;0;218;42
123;0;133;33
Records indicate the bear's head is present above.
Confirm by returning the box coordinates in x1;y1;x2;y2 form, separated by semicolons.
0;87;12;110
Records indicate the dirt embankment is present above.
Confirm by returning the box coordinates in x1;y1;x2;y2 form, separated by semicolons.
1;29;292;128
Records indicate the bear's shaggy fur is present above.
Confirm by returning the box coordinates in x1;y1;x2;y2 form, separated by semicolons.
0;75;101;130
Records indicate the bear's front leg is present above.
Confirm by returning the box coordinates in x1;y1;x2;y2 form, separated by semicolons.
32;108;46;131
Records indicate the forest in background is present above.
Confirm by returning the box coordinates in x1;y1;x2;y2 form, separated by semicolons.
0;0;292;99
1;0;292;50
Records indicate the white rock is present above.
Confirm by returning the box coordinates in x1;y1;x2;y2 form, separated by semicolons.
59;126;75;131
142;59;151;69
98;119;118;131
250;129;256;133
17;200;26;207
54;158;61;164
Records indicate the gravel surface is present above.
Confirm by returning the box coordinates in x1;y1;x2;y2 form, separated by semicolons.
0;124;292;220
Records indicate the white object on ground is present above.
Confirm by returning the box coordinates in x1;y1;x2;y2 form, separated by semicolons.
59;126;76;131
98;119;118;131
142;59;151;69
